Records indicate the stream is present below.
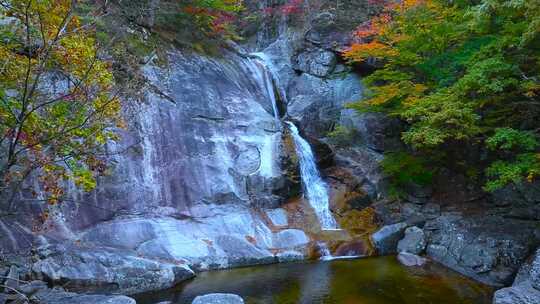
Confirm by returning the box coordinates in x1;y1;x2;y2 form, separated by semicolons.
136;257;492;304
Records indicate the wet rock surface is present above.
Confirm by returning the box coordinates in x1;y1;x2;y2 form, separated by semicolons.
397;252;428;267
76;205;313;271
192;293;245;304
32;244;194;295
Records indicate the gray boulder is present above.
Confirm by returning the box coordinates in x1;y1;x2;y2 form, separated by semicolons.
494;285;540;304
371;222;408;255
215;235;275;267
192;293;245;304
32;244;194;295
33;287;136;304
397;252;428;267
398;226;426;255
493;248;540;304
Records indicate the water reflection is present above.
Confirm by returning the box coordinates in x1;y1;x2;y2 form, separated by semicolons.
135;257;492;304
298;259;331;304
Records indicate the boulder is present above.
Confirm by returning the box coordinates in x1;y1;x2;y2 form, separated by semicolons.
292;48;337;77
398;226;426;255
33;287;136;304
494;285;540;304
192;293;245;304
397;252;428;267
32;244;194;295
79;209;281;271
493;248;540;304
371;222;408;255
215;235;275;267
334;239;371;257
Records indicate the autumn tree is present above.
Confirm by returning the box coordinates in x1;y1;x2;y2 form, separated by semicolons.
0;0;123;207
343;0;540;192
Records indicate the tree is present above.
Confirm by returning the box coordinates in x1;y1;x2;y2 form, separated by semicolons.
182;0;244;38
343;0;540;191
0;0;123;206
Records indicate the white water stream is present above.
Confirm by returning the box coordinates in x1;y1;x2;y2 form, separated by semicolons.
286;122;338;230
248;52;339;230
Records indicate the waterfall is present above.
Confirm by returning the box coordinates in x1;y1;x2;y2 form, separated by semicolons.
318;241;362;261
247;50;338;230
250;52;287;123
286;122;338;230
317;242;333;260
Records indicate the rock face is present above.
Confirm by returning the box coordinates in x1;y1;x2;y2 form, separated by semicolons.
1;1;380;288
372;175;540;287
292;48;337;77
398;226;426;255
75;207;312;271
192;293;245;304
266;208;288;227
493;248;540;304
1;46;334;278
424;214;540;286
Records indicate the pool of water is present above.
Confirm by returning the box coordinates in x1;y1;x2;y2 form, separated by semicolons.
136;256;493;304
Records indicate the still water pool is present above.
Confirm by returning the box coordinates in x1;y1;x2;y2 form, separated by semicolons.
136;256;493;304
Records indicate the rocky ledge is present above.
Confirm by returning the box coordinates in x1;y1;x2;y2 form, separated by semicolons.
32;244;194;295
0;279;136;304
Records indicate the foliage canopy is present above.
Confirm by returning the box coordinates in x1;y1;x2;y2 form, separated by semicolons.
344;0;540;191
0;0;122;205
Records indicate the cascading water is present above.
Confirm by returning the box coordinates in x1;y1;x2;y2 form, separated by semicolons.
246;53;282;124
318;241;363;261
317;242;333;260
286;121;338;230
248;50;338;230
